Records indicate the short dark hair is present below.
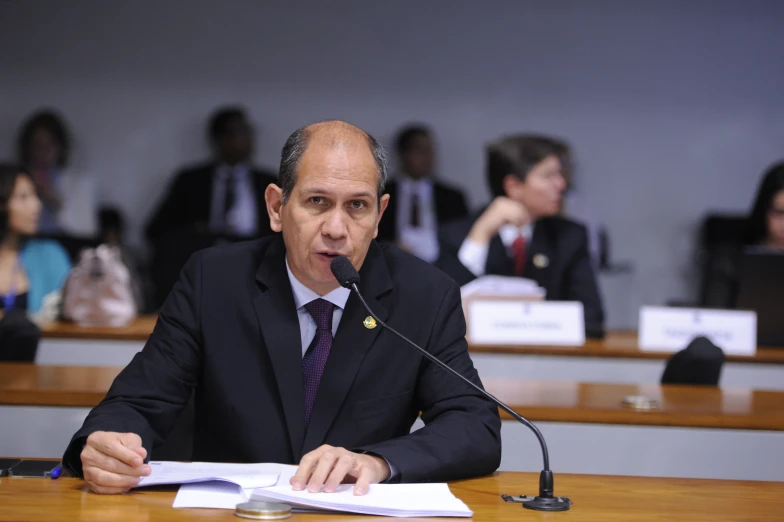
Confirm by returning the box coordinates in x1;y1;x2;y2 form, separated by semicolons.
208;106;248;142
746;161;784;244
0;163;31;243
17;110;71;169
395;124;431;155
486;134;568;197
278;121;388;205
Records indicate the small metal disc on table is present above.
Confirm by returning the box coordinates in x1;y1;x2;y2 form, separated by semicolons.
234;501;292;520
621;395;659;411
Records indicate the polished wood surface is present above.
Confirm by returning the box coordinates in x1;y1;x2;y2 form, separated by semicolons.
41;318;784;364
41;316;158;341
0;363;121;407
1;472;782;521
472;330;784;364
3;363;783;431
485;379;784;431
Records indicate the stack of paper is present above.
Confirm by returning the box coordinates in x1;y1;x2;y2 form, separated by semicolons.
461;275;545;300
251;483;473;518
134;461;279;489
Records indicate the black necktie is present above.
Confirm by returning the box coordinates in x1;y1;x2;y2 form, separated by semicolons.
410;192;420;228
223;169;236;228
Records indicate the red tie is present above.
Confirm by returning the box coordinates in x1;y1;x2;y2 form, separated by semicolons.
512;235;526;276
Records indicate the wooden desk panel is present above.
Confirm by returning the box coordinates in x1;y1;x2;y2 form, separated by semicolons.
472;331;784;364
1;473;783;521
40;316;158;341
0;364;121;407
3;364;783;431
485;379;784;431
41;319;784;365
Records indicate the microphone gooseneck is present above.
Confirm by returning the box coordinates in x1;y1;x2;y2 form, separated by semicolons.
330;256;571;512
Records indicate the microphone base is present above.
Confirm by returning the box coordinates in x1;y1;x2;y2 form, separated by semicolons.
521;495;572;512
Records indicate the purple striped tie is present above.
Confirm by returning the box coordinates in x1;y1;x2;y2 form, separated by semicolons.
303;299;335;428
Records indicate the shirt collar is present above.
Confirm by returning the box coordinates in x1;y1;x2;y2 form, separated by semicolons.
286;258;351;310
216;163;250;179
499;223;534;248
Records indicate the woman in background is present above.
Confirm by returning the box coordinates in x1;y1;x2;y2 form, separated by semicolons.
0;164;71;316
745;161;784;250
16;110;97;236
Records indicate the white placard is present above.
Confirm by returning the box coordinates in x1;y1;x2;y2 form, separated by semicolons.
639;306;757;356
467;300;585;345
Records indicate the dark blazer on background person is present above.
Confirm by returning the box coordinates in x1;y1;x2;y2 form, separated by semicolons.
145;162;278;240
377;179;469;242
62;235;502;483
436;214;605;338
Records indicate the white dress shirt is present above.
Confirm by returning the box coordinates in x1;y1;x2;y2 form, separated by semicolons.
457;223;534;277
286;260;351;356
209;164;258;236
395;177;440;263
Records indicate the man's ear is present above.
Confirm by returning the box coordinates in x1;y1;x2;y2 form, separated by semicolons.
265;184;284;233
372;193;391;239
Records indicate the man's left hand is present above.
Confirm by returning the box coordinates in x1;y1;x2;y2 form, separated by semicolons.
290;445;391;495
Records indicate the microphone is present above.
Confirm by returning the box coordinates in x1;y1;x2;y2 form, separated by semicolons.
330;256;571;512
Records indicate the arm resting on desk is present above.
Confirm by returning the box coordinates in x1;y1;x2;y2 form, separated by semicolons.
63;253;205;476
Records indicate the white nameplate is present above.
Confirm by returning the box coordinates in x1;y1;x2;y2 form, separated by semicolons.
468;300;585;345
639;306;757;356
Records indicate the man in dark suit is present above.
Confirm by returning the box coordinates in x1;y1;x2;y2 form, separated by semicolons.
437;134;604;337
377;125;468;262
63;120;501;495
144;107;278;307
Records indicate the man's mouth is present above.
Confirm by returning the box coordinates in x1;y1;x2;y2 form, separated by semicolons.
316;252;342;260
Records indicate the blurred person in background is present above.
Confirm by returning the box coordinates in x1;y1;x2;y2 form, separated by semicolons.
144;106;278;308
703;161;784;307
436;135;604;337
0;164;71;316
745;161;784;251
377;124;468;262
17;110;97;236
145;106;277;241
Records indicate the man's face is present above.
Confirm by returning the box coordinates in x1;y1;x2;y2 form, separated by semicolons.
216;117;253;165
505;155;567;220
400;134;434;180
267;136;389;295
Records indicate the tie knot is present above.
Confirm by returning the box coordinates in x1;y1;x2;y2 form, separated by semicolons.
304;299;335;331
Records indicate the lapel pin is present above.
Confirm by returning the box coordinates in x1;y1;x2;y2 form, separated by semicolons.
363;316;377;329
533;254;549;268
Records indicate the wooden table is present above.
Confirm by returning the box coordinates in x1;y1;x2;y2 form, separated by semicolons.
3;364;783;480
40;319;784;364
3;364;784;431
1;472;782;521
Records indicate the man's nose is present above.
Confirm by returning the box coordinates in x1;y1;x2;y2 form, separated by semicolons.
321;207;349;239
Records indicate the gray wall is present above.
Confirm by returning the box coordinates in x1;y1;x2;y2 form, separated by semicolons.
1;0;783;310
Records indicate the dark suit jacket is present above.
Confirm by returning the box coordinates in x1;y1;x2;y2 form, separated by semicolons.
62;236;501;483
145;161;278;240
377;178;469;242
436;215;605;338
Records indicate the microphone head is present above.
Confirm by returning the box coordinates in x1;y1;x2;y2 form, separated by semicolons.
330;256;360;289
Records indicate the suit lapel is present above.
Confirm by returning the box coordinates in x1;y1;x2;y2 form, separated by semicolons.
525;221;556;290
252;237;307;461
302;241;393;453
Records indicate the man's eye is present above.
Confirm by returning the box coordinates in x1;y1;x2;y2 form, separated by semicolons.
350;201;366;210
310;197;325;205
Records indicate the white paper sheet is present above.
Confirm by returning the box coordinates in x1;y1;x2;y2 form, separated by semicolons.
172;481;255;509
251;483;473;518
134;461;279;489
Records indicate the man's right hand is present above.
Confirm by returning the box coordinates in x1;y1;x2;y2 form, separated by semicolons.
81;431;151;494
467;196;530;245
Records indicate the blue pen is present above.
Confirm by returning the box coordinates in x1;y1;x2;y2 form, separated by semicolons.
50;464;62;479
